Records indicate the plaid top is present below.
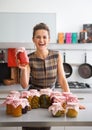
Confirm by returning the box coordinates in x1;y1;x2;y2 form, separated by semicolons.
28;50;59;89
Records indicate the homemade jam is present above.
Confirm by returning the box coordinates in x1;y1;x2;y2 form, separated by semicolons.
12;99;22;117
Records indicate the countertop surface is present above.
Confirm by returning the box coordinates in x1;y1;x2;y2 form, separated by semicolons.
0;103;92;127
0;84;92;127
0;84;24;92
0;84;92;93
0;84;92;99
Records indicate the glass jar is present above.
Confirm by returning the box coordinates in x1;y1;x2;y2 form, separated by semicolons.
12;99;22;117
66;102;79;118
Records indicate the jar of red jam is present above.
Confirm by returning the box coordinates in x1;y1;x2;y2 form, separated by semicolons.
16;47;29;66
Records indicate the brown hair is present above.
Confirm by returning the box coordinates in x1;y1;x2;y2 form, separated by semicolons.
32;23;50;38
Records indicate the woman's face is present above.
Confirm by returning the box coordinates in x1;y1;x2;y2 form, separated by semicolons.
32;29;50;51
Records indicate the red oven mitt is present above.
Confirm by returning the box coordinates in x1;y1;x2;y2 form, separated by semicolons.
8;48;17;67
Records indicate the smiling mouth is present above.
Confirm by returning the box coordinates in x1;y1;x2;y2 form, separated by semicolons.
39;43;46;46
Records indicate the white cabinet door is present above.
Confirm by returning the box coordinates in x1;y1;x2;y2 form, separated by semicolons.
51;127;64;130
65;127;92;130
17;127;22;130
0;127;17;130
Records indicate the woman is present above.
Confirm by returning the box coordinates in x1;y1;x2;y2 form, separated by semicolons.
19;23;70;130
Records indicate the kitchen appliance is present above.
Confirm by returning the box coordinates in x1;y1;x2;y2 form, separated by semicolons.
78;53;92;79
68;81;91;89
55;80;91;89
63;52;73;78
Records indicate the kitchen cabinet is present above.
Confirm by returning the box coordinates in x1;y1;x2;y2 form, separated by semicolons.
16;127;65;130
51;127;64;130
1;126;92;130
52;125;92;130
65;127;92;130
0;127;64;130
0;127;22;130
0;127;17;130
17;127;22;130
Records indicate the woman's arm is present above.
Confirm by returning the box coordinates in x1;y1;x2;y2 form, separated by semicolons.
57;52;70;92
19;64;30;89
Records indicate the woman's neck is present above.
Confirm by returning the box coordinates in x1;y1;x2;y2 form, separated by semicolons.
35;49;49;59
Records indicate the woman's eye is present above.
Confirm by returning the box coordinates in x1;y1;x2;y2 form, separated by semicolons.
43;36;47;39
35;36;47;39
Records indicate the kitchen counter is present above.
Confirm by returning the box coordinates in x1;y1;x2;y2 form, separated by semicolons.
0;103;92;127
0;84;25;92
0;84;25;99
0;84;92;93
0;84;92;127
0;84;92;99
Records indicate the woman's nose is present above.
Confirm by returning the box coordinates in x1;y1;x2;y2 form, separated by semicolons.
40;37;44;42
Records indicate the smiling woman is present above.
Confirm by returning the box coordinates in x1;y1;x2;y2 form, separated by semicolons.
17;23;70;130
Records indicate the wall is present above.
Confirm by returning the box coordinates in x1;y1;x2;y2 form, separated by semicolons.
0;0;92;33
0;12;56;43
0;0;92;84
